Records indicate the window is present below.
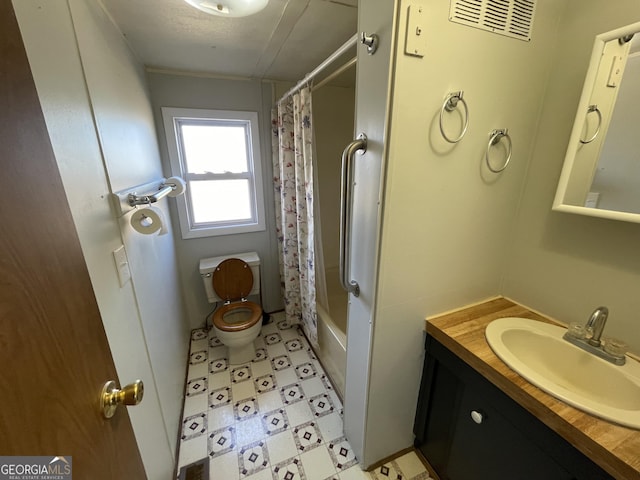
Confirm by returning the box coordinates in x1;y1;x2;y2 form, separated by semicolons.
162;107;266;238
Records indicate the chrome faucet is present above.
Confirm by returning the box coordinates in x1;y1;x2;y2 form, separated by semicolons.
563;306;625;365
586;306;609;347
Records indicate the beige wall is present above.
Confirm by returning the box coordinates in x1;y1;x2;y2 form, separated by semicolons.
147;72;282;328
504;0;640;354
362;0;566;462
13;1;190;477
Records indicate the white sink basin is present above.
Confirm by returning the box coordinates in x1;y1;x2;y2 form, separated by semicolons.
485;317;640;429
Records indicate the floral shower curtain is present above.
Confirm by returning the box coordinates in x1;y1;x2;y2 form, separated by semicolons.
271;86;318;346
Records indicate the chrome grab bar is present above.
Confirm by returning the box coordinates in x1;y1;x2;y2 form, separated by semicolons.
339;133;367;297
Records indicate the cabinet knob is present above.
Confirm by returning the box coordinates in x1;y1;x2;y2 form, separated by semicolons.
470;410;484;424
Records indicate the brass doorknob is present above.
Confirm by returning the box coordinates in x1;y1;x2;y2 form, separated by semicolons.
100;379;144;419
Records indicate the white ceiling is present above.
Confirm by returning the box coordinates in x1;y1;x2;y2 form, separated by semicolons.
100;0;358;82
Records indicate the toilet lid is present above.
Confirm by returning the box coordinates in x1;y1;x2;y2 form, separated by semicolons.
212;258;254;301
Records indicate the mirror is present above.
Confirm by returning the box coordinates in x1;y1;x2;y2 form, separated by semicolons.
554;21;640;223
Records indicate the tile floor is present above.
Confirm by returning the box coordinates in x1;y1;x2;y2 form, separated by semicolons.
177;312;433;480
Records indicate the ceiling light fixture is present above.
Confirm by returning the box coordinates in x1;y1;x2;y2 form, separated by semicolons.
183;0;268;18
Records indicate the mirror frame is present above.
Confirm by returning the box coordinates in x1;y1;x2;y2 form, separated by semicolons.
553;21;640;223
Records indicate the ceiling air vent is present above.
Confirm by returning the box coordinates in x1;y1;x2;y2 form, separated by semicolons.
449;0;536;41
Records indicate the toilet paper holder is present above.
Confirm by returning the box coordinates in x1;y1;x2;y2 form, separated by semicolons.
110;176;186;217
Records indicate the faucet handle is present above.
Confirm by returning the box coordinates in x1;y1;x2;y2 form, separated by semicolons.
567;322;587;340
603;337;627;358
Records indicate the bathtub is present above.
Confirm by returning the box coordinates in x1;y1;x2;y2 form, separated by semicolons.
316;266;348;398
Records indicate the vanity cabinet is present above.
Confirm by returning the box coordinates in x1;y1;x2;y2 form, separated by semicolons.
414;336;613;480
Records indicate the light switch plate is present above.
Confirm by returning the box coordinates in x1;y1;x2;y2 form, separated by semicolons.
113;245;131;287
405;4;427;57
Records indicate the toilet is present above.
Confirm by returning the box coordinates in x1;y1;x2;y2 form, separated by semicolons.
199;252;262;364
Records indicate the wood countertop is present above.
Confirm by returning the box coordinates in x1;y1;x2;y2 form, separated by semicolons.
426;297;640;480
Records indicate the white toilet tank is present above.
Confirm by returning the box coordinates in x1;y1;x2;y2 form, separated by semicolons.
199;252;261;303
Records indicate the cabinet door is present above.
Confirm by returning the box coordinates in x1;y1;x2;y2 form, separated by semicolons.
446;384;573;480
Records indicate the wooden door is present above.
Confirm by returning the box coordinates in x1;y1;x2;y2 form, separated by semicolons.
0;1;147;478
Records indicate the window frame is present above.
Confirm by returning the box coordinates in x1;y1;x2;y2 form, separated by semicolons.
162;107;266;239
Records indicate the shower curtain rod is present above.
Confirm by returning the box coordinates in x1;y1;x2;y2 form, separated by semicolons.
277;33;358;103
312;56;356;92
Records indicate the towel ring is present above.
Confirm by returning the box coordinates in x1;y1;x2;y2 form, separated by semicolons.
485;129;512;173
579;105;602;144
439;91;469;143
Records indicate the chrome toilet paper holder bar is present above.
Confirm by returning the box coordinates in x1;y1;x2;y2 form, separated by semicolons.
110;176;185;217
127;183;173;206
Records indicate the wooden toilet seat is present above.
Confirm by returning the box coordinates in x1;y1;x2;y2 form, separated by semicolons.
212;302;262;332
